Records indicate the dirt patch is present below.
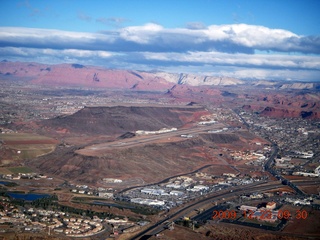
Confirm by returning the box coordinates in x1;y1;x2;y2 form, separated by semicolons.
155;223;308;240
200;133;239;144
298;185;320;195
27;127;264;187
282;206;320;237
28;136;238;186
0;133;58;161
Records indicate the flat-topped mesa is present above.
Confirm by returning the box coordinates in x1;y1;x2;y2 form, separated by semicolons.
40;105;208;135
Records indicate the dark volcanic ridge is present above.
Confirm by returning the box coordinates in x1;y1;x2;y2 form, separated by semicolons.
27;133;244;184
40;105;207;135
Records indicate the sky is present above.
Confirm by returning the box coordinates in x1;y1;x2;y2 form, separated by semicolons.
0;0;319;81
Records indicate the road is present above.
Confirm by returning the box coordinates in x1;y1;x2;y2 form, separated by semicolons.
233;109;305;196
128;110;315;239
290;179;320;186
131;181;284;240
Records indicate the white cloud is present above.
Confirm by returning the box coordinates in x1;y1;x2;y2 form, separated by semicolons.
186;22;206;30
119;23;164;44
0;24;319;54
0;27;116;50
205;24;298;48
143;51;320;70
96;17;128;27
0;23;319;81
0;47;114;60
216;68;319;81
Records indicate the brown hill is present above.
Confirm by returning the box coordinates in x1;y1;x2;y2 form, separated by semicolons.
260;106;319;119
240;91;320;119
27;133;244;184
2;61;319;121
32;65;174;90
0;61;47;78
0;61;244;89
40;105;207;135
0;61;240;90
0;62;173;90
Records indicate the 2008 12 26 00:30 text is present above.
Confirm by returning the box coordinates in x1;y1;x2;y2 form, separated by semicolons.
212;210;308;220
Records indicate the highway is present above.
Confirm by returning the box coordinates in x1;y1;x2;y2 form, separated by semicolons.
131;110;312;239
125;112;294;239
291;180;320;186
131;181;284;240
233;109;306;197
127;110;316;239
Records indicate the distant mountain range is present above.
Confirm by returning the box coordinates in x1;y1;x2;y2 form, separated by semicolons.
1;61;319;90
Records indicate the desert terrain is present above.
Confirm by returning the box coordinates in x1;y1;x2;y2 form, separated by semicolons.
0;61;319;240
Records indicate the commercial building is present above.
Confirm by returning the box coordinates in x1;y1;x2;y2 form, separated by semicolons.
266;202;276;210
240;205;257;212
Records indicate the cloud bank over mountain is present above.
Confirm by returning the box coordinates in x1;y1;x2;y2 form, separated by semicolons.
0;23;319;81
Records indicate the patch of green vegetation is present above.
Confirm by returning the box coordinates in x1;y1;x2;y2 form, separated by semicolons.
72;196;102;202
59;205;115;219
72;197;160;215
0;182;18;187
112;201;160;215
7;166;33;174
0;133;52;141
0;189;8;196
130;206;160;215
1;133;56;160
16;148;54;159
11;144;54;151
0;168;12;175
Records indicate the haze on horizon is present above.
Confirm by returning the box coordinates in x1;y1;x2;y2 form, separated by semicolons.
0;0;319;81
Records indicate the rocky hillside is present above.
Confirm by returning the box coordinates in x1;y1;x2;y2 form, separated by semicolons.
0;61;173;90
27;132;247;184
40;106;207;135
154;72;244;86
279;82;319;90
2;61;319;89
259;106;319;119
0;61;243;88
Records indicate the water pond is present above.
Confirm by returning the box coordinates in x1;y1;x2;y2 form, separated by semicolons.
7;192;50;201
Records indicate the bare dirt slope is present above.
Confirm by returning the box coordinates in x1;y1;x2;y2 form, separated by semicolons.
27;132;247;185
40;106;207;135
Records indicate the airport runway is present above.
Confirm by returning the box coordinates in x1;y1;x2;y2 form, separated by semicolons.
85;123;226;151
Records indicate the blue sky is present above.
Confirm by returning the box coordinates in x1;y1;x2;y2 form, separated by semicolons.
0;0;319;81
